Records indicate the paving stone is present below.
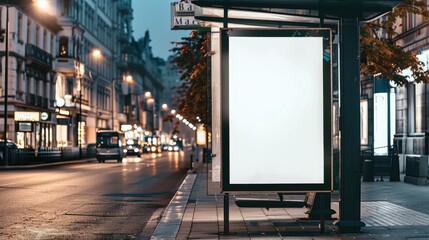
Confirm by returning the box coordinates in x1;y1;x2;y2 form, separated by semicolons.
152;167;429;240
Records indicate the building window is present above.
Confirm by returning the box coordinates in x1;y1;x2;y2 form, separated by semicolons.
18;12;23;43
50;35;55;55
61;0;71;17
66;78;73;96
27;20;32;43
59;36;68;57
43;30;47;51
407;13;417;31
415;83;425;133
35;24;40;48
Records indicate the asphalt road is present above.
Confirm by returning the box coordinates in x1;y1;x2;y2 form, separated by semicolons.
0;150;191;239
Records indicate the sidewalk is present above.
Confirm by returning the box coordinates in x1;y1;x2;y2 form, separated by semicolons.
151;163;429;240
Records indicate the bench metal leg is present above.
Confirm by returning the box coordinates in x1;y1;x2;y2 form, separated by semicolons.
224;193;229;234
320;193;325;233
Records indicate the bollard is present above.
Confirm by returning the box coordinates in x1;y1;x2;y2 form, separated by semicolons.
390;155;400;181
190;154;193;170
362;159;374;182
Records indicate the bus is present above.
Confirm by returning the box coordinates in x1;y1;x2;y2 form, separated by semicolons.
96;130;124;163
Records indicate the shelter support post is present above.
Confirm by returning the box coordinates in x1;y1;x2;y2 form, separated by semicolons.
223;1;230;235
320;193;325;233
224;193;229;234
335;17;365;233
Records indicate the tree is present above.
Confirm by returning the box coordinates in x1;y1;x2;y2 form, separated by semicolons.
361;0;429;85
169;30;209;128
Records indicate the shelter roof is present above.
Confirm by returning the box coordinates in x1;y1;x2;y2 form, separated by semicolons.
191;0;404;21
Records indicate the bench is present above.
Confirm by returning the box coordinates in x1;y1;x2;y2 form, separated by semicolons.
233;192;334;233
235;192;307;209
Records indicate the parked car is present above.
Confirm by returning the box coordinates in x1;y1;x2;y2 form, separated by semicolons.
0;140;18;149
86;143;97;157
0;140;19;162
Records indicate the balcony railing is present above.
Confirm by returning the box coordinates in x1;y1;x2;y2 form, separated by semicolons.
25;44;53;69
118;1;131;13
25;93;53;109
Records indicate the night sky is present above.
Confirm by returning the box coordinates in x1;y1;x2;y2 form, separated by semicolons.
132;0;191;60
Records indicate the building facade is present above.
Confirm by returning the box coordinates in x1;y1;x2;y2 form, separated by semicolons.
53;0;134;147
0;3;62;149
392;3;429;171
1;0;169;152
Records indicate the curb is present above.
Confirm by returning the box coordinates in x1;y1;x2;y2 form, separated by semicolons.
150;172;197;240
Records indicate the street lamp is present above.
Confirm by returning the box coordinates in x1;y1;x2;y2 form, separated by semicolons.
36;0;48;8
92;48;102;59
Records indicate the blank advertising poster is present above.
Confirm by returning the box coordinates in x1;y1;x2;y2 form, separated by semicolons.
221;29;332;192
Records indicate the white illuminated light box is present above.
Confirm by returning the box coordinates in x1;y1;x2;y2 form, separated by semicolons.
221;29;332;192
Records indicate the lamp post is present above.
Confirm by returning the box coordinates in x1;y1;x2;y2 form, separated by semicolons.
111;79;115;130
75;59;85;160
92;49;101;131
160;103;168;139
2;3;9;166
125;75;134;123
79;75;82;159
145;91;156;135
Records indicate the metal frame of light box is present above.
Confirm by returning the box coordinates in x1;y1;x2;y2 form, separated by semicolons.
221;28;333;192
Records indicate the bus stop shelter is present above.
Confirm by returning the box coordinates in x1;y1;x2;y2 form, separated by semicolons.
192;0;403;233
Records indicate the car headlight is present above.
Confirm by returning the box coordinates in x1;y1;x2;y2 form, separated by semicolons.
173;146;179;151
123;149;128;153
134;148;139;153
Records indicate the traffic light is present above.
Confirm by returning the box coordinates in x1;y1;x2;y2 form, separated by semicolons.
0;29;5;43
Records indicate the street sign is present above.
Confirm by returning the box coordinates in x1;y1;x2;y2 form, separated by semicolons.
171;1;201;30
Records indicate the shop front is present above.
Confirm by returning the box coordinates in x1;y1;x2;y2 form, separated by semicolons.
14;111;56;149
